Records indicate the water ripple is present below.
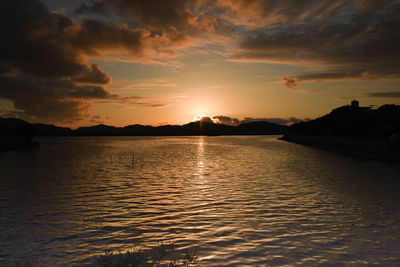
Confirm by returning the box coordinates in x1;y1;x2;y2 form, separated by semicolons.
1;136;400;266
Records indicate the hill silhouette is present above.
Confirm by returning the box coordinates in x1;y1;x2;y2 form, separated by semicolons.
286;103;400;138
0;118;287;138
282;102;400;162
0;118;39;149
70;120;287;136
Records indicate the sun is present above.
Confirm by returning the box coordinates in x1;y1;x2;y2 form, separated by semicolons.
193;114;209;121
192;114;216;124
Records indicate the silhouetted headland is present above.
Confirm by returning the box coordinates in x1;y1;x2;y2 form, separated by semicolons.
281;101;400;162
0;117;286;149
0;118;39;150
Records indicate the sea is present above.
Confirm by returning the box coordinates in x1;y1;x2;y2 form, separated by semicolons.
1;136;400;266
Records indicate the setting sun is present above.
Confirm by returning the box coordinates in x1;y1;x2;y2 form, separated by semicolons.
193;114;209;121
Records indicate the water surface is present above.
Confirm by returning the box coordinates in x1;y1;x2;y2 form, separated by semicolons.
1;136;400;265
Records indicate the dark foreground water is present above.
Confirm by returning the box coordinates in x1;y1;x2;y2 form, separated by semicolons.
1;136;400;266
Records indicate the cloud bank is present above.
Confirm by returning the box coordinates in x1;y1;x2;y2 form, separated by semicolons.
230;0;400;88
362;91;400;98
213;115;305;126
0;0;220;124
2;0;400;124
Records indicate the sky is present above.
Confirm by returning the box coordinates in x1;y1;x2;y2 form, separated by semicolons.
1;0;400;128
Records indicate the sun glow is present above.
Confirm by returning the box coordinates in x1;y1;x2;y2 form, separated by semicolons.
193;114;209;121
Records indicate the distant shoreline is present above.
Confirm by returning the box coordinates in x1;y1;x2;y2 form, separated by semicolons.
34;133;283;137
280;134;400;163
0;117;287;137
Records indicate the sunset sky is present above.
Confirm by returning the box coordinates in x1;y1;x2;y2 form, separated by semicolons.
1;0;400;128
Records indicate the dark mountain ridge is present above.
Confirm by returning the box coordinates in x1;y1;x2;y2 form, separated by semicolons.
281;102;400;162
0;118;287;137
286;103;400;139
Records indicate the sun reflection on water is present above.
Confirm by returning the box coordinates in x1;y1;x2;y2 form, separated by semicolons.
197;136;205;178
197;137;204;155
2;136;400;266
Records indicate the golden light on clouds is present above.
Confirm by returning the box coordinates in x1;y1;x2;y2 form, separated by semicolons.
1;0;400;127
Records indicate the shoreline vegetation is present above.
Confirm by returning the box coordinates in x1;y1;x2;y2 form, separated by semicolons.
281;101;400;162
12;243;197;267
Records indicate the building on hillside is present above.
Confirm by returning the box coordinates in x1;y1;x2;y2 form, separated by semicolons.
351;100;359;108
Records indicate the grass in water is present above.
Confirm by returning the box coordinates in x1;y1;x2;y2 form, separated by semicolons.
11;243;197;267
94;243;197;267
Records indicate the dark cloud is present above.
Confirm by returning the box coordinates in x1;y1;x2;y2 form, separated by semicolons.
75;0;229;39
299;72;369;81
280;70;382;89
362;91;400;98
66;19;178;61
280;76;299;89
0;0;112;123
0;69;167;123
139;104;167;108
213;115;305;125
210;0;352;30
0;0;111;83
72;64;111;85
90;115;107;124
0;72;113;123
1;0;187;75
240;117;305;125
76;0;194;31
212;115;240;126
0;0;195;124
234;0;400;83
95;95;170;109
